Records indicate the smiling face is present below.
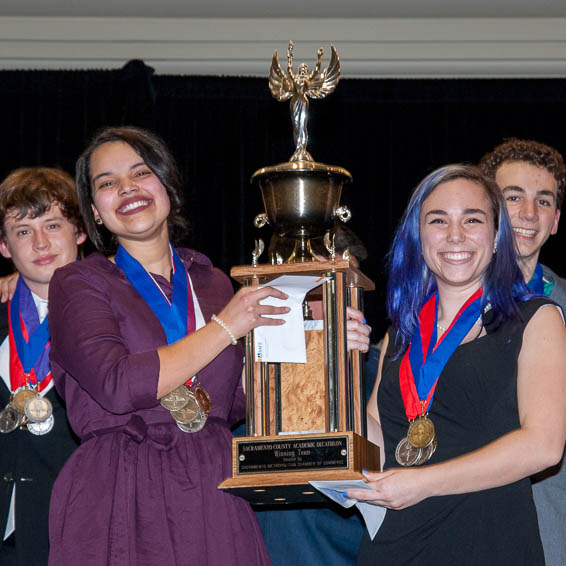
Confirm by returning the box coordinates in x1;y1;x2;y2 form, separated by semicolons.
89;141;171;247
0;204;86;299
420;179;496;293
495;161;560;277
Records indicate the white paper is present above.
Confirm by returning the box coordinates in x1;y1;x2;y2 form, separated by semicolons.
254;275;326;363
309;480;387;540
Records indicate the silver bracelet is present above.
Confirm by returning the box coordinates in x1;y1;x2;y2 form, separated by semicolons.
211;314;238;346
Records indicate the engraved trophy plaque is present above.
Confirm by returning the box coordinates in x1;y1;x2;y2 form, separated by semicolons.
219;43;379;504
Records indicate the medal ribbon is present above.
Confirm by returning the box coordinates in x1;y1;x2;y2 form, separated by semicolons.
527;263;545;295
8;277;52;392
526;262;554;296
115;244;196;345
399;288;483;420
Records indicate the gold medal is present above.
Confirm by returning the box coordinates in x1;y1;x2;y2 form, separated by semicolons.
395;437;422;467
407;415;435;449
24;395;53;423
160;385;192;412
11;386;37;414
166;381;209;433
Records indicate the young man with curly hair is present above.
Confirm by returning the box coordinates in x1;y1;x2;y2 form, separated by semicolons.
480;138;566;566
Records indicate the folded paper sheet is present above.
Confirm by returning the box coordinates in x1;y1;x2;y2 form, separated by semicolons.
254;275;326;363
309;480;387;540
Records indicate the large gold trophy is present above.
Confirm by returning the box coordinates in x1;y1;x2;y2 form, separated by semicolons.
219;42;379;504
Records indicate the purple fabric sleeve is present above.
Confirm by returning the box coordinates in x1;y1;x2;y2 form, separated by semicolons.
49;262;160;414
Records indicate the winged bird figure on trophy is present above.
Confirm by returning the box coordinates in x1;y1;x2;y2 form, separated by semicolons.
269;41;340;162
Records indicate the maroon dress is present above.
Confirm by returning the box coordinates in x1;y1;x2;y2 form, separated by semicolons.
47;249;270;566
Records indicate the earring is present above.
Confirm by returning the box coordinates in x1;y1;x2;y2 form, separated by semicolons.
493;241;498;254
95;218;103;225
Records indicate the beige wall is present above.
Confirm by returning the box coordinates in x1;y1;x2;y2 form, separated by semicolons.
2;17;566;77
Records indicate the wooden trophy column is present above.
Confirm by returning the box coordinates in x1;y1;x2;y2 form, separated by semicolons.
218;259;380;504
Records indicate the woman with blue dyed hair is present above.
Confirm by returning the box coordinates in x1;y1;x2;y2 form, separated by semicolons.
349;164;566;565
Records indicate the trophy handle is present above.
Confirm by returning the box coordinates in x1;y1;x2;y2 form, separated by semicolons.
254;212;269;228
252;239;265;267
334;205;352;223
323;231;336;261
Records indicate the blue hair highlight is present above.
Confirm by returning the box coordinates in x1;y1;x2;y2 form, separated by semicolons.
387;164;531;357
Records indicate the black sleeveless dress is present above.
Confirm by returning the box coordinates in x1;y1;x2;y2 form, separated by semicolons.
357;299;548;565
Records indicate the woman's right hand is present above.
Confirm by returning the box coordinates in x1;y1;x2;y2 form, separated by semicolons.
347;468;430;510
217;285;290;339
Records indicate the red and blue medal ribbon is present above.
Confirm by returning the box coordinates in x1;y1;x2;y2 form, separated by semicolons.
399;288;483;420
8;277;52;392
527;263;545;295
114;244;196;345
527;263;554;296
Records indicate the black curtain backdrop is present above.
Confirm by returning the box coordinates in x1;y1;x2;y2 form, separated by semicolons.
3;59;566;338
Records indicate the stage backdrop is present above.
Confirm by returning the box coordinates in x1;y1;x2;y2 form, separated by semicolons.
2;59;566;338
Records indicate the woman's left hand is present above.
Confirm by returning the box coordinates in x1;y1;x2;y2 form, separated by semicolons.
346;306;371;352
346;468;430;510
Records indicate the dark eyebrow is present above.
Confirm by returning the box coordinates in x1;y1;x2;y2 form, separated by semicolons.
91;171;111;184
502;186;525;194
9;221;30;230
91;162;147;185
9;213;63;228
502;185;556;201
424;208;487;217
535;189;557;200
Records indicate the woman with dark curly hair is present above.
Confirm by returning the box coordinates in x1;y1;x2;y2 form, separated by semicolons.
47;126;290;565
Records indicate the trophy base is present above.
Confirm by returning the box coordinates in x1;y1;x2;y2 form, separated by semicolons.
218;431;379;505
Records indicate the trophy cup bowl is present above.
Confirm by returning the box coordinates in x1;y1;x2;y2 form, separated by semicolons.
252;161;352;262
